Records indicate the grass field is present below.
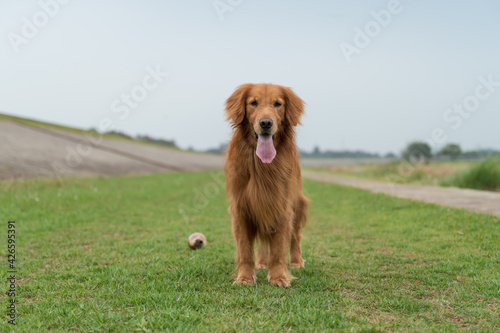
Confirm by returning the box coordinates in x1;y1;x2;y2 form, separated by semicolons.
1;172;499;332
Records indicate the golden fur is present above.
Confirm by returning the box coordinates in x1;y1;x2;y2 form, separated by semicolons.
224;83;309;287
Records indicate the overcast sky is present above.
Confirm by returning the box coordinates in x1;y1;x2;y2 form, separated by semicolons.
1;0;499;155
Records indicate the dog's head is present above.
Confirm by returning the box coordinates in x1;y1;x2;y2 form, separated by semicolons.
225;83;305;164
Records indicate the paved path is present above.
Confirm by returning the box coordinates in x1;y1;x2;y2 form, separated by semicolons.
303;171;500;217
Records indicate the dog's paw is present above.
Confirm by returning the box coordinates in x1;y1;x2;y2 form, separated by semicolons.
234;275;256;286
267;271;295;287
290;259;305;269
268;275;292;287
255;263;268;270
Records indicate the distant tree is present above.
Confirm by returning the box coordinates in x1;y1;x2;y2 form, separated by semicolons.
402;142;432;163
460;149;500;159
312;146;321;156
439;144;462;160
106;130;133;140
206;143;228;155
301;146;380;158
384;152;396;158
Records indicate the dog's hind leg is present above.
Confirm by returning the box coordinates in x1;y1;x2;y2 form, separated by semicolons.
256;237;269;269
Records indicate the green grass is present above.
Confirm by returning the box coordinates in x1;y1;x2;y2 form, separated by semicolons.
0;113;94;136
1;172;499;332
441;158;500;191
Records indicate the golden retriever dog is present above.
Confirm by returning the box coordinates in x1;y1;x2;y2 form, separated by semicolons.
224;83;309;287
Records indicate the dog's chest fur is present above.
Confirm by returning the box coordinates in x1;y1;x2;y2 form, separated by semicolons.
240;155;294;233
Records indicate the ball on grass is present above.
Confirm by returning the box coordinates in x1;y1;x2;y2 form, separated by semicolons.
188;232;206;250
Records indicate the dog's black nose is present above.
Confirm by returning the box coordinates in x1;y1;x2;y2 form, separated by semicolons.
259;118;273;129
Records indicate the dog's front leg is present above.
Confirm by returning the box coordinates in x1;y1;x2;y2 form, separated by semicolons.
232;213;257;285
267;217;294;287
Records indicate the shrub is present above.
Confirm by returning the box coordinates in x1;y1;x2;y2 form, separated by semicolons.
438;143;462;159
441;158;500;191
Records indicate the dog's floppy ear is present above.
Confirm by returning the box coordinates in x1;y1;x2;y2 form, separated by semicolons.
282;86;305;127
225;83;253;128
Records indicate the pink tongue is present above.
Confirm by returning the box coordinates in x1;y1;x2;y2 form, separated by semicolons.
256;135;276;164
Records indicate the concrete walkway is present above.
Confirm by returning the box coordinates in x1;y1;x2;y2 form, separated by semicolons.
303;171;500;217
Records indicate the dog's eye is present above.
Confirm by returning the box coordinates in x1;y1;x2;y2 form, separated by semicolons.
274;101;282;107
250;101;258;107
